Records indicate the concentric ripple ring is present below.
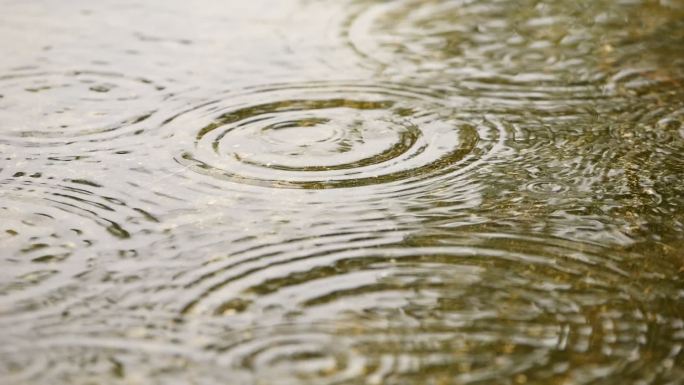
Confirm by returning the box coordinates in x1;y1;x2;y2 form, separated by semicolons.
0;70;165;146
161;82;497;189
170;230;684;384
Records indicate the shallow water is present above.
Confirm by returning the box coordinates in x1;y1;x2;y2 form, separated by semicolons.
1;0;683;384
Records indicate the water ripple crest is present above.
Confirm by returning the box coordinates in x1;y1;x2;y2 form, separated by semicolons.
161;82;502;190
0;70;165;147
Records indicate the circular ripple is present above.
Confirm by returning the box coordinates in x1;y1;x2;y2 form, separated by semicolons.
162;82;500;189
0;172;158;317
207;324;373;385
346;0;684;99
525;180;568;194
178;230;684;384
0;344;231;385
0;70;164;146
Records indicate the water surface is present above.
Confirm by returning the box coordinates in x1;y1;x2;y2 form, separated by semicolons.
1;0;683;384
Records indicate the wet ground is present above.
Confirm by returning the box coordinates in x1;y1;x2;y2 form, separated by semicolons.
1;0;684;384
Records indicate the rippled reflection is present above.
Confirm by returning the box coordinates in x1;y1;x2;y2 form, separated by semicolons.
1;0;683;384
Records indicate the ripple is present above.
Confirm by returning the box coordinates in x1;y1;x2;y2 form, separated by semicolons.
161;82;501;190
0;171;158;317
207;324;373;385
172;229;684;384
0;346;50;385
346;0;684;100
0;70;165;147
0;343;230;385
0;315;365;385
1;1;682;384
525;180;569;195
